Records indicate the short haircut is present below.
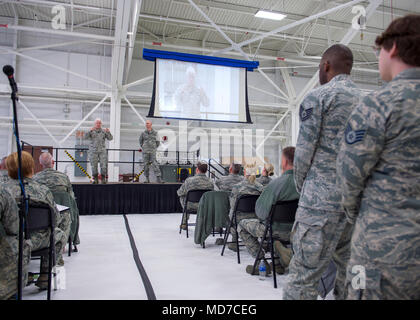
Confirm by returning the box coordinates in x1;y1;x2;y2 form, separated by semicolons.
322;44;353;74
375;14;420;67
39;152;53;169
196;161;208;173
6;151;35;179
231;163;241;174
282;146;295;165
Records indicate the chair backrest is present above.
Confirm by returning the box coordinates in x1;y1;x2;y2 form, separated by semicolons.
270;199;299;224
234;194;260;213
186;189;212;204
20;201;55;237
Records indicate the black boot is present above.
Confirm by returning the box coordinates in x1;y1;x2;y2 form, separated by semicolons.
93;174;98;184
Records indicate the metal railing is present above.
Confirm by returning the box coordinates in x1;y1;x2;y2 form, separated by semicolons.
21;140;199;181
208;158;229;179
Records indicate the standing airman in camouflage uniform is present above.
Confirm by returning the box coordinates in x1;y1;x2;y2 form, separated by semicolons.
85;118;113;184
215;163;244;193
256;163;274;187
4;151;67;290
34;152;80;249
0;157;9;184
139;120;163;183
177;161;214;228
337;15;420;300
239;148;299;275
0;185;31;300
283;44;361;300
226;163;263;252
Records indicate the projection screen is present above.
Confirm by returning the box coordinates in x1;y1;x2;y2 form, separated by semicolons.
144;49;259;124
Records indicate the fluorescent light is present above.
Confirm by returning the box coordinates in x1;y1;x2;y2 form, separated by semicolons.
255;10;287;21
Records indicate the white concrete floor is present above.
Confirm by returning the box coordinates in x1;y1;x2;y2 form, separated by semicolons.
22;214;333;300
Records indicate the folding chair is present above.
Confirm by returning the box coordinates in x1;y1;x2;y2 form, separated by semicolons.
251;199;298;288
179;189;212;238
221;194;259;264
24;201;56;300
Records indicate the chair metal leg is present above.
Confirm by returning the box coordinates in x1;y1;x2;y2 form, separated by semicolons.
68;236;72;257
221;217;234;256
179;211;185;234
269;226;277;288
252;225;269;275
47;247;53;300
234;213;240;264
186;214;189;238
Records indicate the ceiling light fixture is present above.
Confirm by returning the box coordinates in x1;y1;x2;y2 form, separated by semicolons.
255;10;287;21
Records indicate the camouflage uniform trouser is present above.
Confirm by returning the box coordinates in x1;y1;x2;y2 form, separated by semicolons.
89;151;108;177
283;207;354;300
30;228;66;273
143;152;161;179
345;221;420;300
238;218;292;268
229;211;257;242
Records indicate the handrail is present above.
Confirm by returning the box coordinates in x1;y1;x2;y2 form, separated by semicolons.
208;158;229;173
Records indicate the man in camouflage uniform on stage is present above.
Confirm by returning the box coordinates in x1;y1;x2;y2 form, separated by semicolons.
85;118;113;184
177;161;214;228
4;151;67;290
0;157;9;184
139;120;163;183
0;185;31;300
239;147;299;275
34;152;80;248
215;163;244;193
337;15;420;300
283;44;361;300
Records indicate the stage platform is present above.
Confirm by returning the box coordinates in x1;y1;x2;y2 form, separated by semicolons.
72;182;183;215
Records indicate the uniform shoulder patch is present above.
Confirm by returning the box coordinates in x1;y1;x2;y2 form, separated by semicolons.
299;105;313;122
345;123;366;145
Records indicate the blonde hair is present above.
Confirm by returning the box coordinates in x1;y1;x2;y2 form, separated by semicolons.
265;163;274;176
6;151;35;179
244;162;257;184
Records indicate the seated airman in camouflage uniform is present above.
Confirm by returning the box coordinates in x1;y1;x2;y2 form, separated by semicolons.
34;152;79;250
283;44;362;300
0;185;31;300
256;163;274;187
214;163;244;193
226;162;263;252
177;161;214;229
4;151;67;290
85;118;113;184
338;15;420;300
239;148;299;275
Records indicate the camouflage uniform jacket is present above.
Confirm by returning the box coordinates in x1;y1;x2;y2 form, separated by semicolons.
229;179;263;216
85;128;113;153
0;170;9;184
294;73;361;212
215;173;245;193
255;170;300;231
34;168;75;198
4;178;62;227
0;186;31;299
177;173;214;210
337;68;420;265
139;129;159;153
256;175;272;186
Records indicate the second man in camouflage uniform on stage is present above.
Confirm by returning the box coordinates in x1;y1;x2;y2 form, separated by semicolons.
139;120;163;183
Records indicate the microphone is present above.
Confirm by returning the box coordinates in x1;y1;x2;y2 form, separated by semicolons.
3;65;18;93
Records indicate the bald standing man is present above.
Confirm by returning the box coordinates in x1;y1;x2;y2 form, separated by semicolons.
283;44;362;300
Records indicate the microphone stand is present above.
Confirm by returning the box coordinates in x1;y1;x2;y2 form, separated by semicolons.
9;78;27;300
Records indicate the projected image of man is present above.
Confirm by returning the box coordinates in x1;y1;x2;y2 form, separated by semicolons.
174;66;209;119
